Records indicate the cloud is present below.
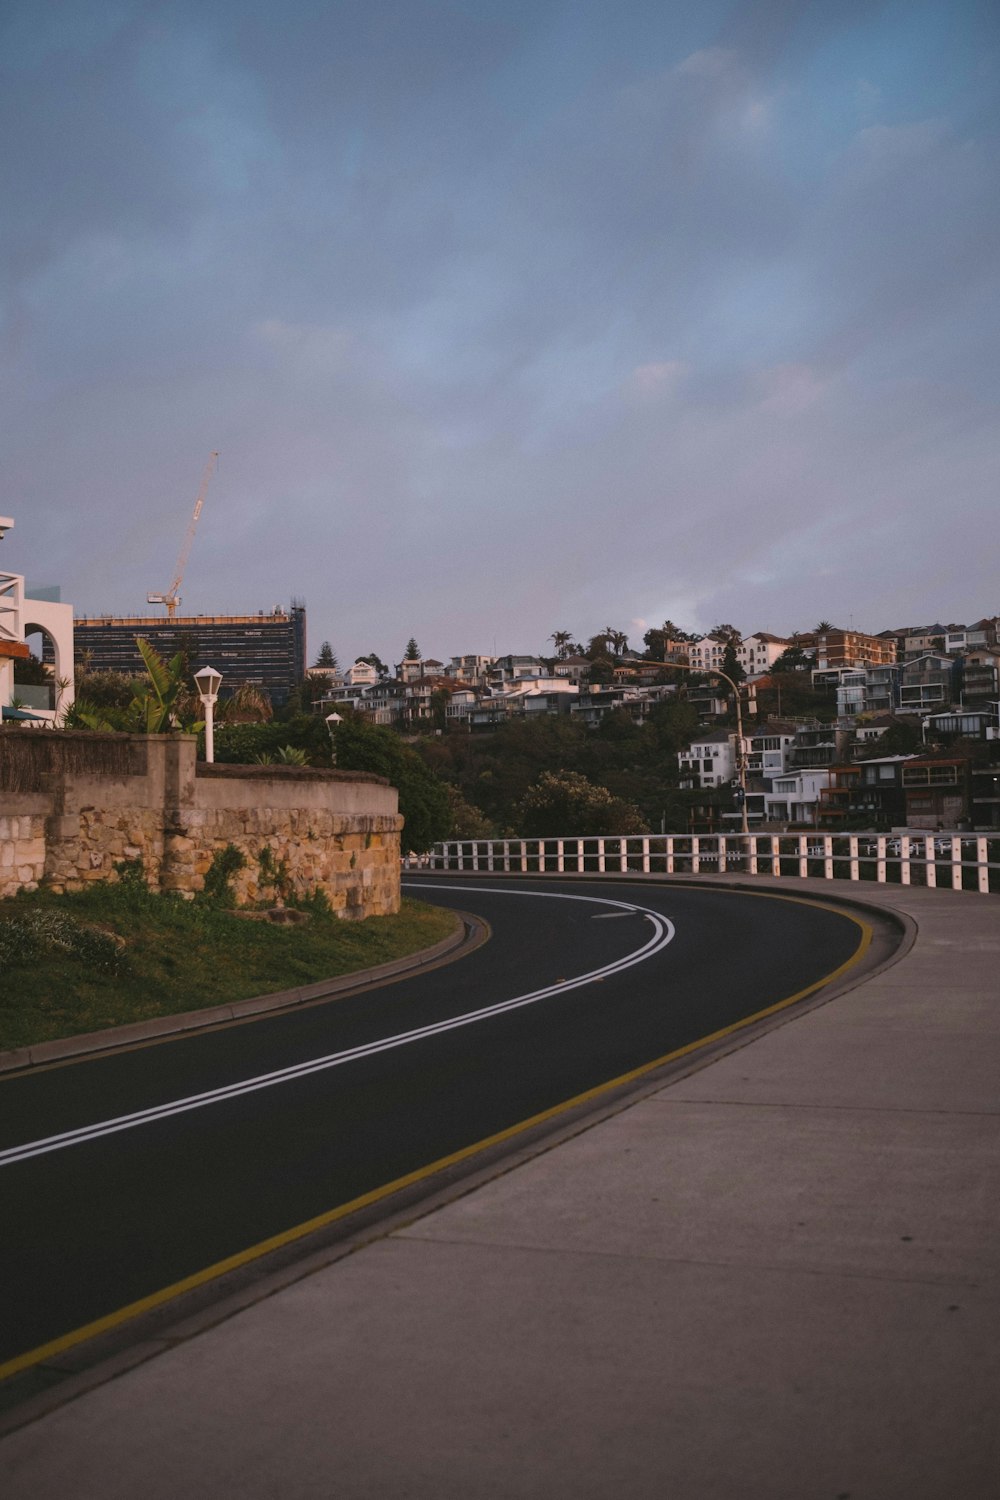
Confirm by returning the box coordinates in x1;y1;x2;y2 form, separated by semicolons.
629;361;688;397
675;46;739;82
3;0;999;662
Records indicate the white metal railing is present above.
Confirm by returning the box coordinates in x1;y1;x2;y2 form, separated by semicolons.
403;833;1000;895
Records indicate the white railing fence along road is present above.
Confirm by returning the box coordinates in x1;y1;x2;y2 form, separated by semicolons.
403;833;999;895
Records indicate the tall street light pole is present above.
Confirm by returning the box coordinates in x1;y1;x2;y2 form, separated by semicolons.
662;658;751;835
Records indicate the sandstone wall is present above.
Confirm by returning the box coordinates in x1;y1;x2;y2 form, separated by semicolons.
0;798;48;899
0;731;402;917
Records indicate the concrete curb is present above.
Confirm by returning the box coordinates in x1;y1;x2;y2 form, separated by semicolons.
0;912;478;1076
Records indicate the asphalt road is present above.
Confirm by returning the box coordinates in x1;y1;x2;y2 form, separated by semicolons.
0;878;867;1377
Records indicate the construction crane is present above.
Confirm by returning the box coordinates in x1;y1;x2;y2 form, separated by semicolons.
147;451;219;618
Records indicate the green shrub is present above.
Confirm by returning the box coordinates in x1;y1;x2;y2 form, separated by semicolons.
202;843;246;903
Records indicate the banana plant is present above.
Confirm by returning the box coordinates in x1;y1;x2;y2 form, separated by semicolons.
128;638;204;733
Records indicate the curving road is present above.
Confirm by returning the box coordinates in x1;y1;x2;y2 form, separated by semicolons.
0;878;868;1379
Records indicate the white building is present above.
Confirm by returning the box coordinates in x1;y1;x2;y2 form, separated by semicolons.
683;632;788;680
764;770;832;826
446;655;495;686
344;659;380;689
678;730;737;790
0;523;75;723
746;724;797;779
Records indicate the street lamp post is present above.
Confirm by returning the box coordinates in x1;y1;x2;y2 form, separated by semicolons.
325;712;343;766
663;658;750;835
194;666;223;764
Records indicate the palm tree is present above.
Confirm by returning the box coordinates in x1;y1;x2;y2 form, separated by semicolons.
221;682;273;724
661;619;689;643
549;630;574;659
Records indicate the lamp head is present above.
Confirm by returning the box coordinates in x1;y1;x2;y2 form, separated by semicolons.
194;665;223;701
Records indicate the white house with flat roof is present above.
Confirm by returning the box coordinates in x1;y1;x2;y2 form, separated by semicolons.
0;520;75;723
678;730;737;790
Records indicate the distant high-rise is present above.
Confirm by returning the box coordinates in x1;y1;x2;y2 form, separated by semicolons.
74;601;307;706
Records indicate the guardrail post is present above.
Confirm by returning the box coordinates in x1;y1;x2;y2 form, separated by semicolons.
718;837;727;874
977;837;989;894
502;840;511;873
692;836;700;875
848;835;859;882
900;835;910;885
798;834;808;879
922;836;936;889
556;838;565;873
876;836;887;884
949;836;962;891
823;835;834;882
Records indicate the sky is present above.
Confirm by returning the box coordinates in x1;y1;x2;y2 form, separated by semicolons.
3;0;999;668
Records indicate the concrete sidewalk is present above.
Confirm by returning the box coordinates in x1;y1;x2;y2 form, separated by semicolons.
2;880;998;1498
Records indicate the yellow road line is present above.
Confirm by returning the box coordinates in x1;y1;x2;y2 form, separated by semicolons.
1;899;870;1385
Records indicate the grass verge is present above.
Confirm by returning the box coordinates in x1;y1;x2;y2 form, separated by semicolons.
0;883;459;1051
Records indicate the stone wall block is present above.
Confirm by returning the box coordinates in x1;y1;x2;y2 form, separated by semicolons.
1;741;400;913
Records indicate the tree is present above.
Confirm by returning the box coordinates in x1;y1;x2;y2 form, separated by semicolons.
64;640;202;733
855;718;923;758
430;686;452;732
720;640;746;685
549;630;575;660
772;643;811;673
214;714;331;767
220;683;273;724
404;638;421;661
13;652;50;686
660;619;691;642
313;641;338;670
645;695;699;756
444;785;495;839
643;628;667;661
588;656;615;685
333;718;451;852
814;620;834;633
359;652;388;678
129;638;203;733
515;771;647;838
70;668;138;709
708;623;741;644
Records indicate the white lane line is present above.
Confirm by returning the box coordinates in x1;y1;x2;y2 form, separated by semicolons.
1;887;675;1168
